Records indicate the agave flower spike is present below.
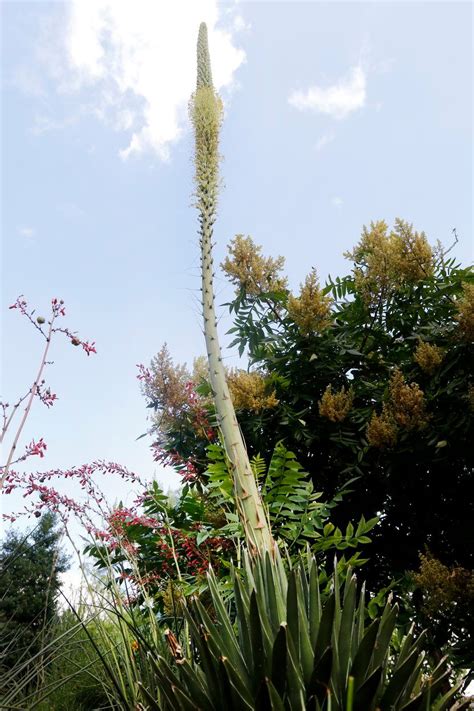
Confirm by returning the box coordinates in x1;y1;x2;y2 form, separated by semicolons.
189;23;274;557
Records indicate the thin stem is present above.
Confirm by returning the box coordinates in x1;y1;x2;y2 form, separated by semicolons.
1;318;55;489
0;392;30;445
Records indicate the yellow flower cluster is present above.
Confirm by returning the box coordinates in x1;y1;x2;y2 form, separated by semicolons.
346;219;434;305
318;385;354;423
287;269;333;335
367;369;428;448
455;282;474;341
366;408;398;449
414;341;445;374
227;369;279;412
388;368;428;430
414;554;474;615
221;235;287;296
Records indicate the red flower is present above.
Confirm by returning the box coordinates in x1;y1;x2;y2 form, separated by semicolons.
27;438;47;458
82;341;97;356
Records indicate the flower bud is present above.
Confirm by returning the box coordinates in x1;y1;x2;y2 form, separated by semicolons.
37;316;45;324
71;338;81;346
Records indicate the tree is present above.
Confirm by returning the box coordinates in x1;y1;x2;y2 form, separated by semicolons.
0;512;69;671
221;225;473;581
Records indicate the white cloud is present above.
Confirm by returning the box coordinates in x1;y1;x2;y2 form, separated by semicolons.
289;65;367;120
17;226;36;238
331;196;343;209
40;1;246;160
314;131;335;152
31;113;79;136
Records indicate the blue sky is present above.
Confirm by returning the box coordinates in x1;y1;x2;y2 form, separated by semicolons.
1;1;472;526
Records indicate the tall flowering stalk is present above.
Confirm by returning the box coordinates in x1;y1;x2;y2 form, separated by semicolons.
190;23;274;555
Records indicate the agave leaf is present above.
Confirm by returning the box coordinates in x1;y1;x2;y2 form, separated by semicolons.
399;663;456;711
394;627;427;676
215;657;235;711
353;666;383;711
219;656;255;710
271;624;288;698
370;602;398;673
146;652;184;689
265;551;286;629
193;597;239;668
178;662;214;709
332;560;342;640
171;683;204;711
206;571;249;677
141;655;192;710
139;680;172;711
298;557;310;612
308;646;332;704
286;629;306;710
337;573;357;692
379;648;423;708
398;650;428;708
252;562;277;653
223;653;259;708
295;569;315;684
256;677;286;711
250;589;268;687
287;571;301;660
308;557;322;648
234;570;253;663
396;623;416;666
314;592;335;665
430;681;471;711
355;581;366;649
243;548;257;591
183;607;222;701
350;619;379;689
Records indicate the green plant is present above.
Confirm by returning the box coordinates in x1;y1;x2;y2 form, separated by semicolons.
206;440;377;565
139;547;465;711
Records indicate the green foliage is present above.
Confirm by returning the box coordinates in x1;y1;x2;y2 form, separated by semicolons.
218;228;474;667
201;439;378;573
139;547;465;711
0;513;69;674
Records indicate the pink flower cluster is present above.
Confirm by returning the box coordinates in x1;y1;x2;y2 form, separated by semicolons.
136;363;153;385
26;438;47;458
151;444;198;483
36;382;58;408
2;460;146;527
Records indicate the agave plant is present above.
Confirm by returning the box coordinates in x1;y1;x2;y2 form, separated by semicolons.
138;549;465;711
